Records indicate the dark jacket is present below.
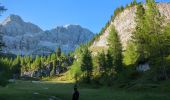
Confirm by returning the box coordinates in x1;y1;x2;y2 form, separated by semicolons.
72;90;79;100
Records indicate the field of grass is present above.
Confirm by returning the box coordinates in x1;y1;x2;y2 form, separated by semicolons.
0;80;170;100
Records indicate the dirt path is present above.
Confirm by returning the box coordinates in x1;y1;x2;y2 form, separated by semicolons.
33;92;62;100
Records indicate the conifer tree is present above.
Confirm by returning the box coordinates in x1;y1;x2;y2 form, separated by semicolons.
132;3;148;63
80;46;93;83
56;47;61;57
132;0;170;79
106;50;114;73
50;59;56;76
97;51;107;74
107;25;123;73
35;55;41;69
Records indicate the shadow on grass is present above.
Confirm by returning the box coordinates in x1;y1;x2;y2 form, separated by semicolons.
0;80;75;100
1;80;170;100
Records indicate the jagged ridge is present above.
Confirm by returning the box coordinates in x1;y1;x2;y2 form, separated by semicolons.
0;14;94;55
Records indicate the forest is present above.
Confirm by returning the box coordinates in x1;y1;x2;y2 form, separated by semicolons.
0;0;170;100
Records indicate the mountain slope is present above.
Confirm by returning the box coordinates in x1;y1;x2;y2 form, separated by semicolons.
90;3;170;54
0;14;94;55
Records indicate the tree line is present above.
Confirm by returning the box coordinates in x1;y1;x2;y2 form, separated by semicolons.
71;0;170;86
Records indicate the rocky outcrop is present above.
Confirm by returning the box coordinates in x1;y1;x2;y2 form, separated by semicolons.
90;3;170;53
1;14;43;36
0;14;94;55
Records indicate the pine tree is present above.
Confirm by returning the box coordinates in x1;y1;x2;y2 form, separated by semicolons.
123;42;138;65
163;23;170;55
47;55;51;63
145;0;164;58
51;53;56;60
50;59;56;76
132;0;170;79
132;0;163;62
106;50;113;73
56;47;61;57
35;55;41;69
133;0;137;5
11;55;21;76
97;51;107;74
107;25;123;73
132;3;148;63
80;46;93;83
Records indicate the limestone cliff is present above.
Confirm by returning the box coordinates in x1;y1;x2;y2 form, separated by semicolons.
90;3;170;54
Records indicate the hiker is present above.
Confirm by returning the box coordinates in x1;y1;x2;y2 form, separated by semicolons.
72;85;79;100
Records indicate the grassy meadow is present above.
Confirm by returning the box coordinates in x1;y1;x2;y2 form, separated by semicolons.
0;80;170;100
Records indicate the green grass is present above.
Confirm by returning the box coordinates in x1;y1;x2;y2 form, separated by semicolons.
0;80;170;100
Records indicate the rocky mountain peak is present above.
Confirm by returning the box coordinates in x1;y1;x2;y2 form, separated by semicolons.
0;14;43;36
0;14;94;55
63;24;80;28
2;14;23;25
54;24;83;31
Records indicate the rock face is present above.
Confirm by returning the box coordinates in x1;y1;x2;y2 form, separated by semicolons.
90;3;170;53
0;14;94;55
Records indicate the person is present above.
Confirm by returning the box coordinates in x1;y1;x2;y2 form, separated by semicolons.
72;84;79;100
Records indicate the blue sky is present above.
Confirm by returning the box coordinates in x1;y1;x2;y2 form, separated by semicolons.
0;0;169;33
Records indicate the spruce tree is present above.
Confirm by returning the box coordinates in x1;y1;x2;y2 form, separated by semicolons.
106;50;113;73
132;0;170;79
35;55;41;69
56;47;61;57
132;3;148;63
123;42;138;65
107;25;123;73
80;46;93;83
145;0;164;58
97;51;107;74
12;55;21;76
50;59;56;76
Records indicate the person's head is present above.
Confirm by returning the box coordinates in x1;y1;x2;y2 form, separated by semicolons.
74;84;78;91
74;87;77;91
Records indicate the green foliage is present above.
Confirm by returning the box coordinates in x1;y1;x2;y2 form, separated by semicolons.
34;55;41;69
96;51;107;74
11;55;21;75
131;0;167;63
124;0;170;81
50;60;56;76
69;61;82;81
132;3;149;63
80;46;93;83
0;46;74;82
107;25;123;73
0;58;11;86
111;6;124;21
56;47;61;57
123;42;138;65
1;80;170;100
66;45;87;81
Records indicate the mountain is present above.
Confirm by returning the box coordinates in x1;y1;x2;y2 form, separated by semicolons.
90;3;170;55
0;14;94;55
